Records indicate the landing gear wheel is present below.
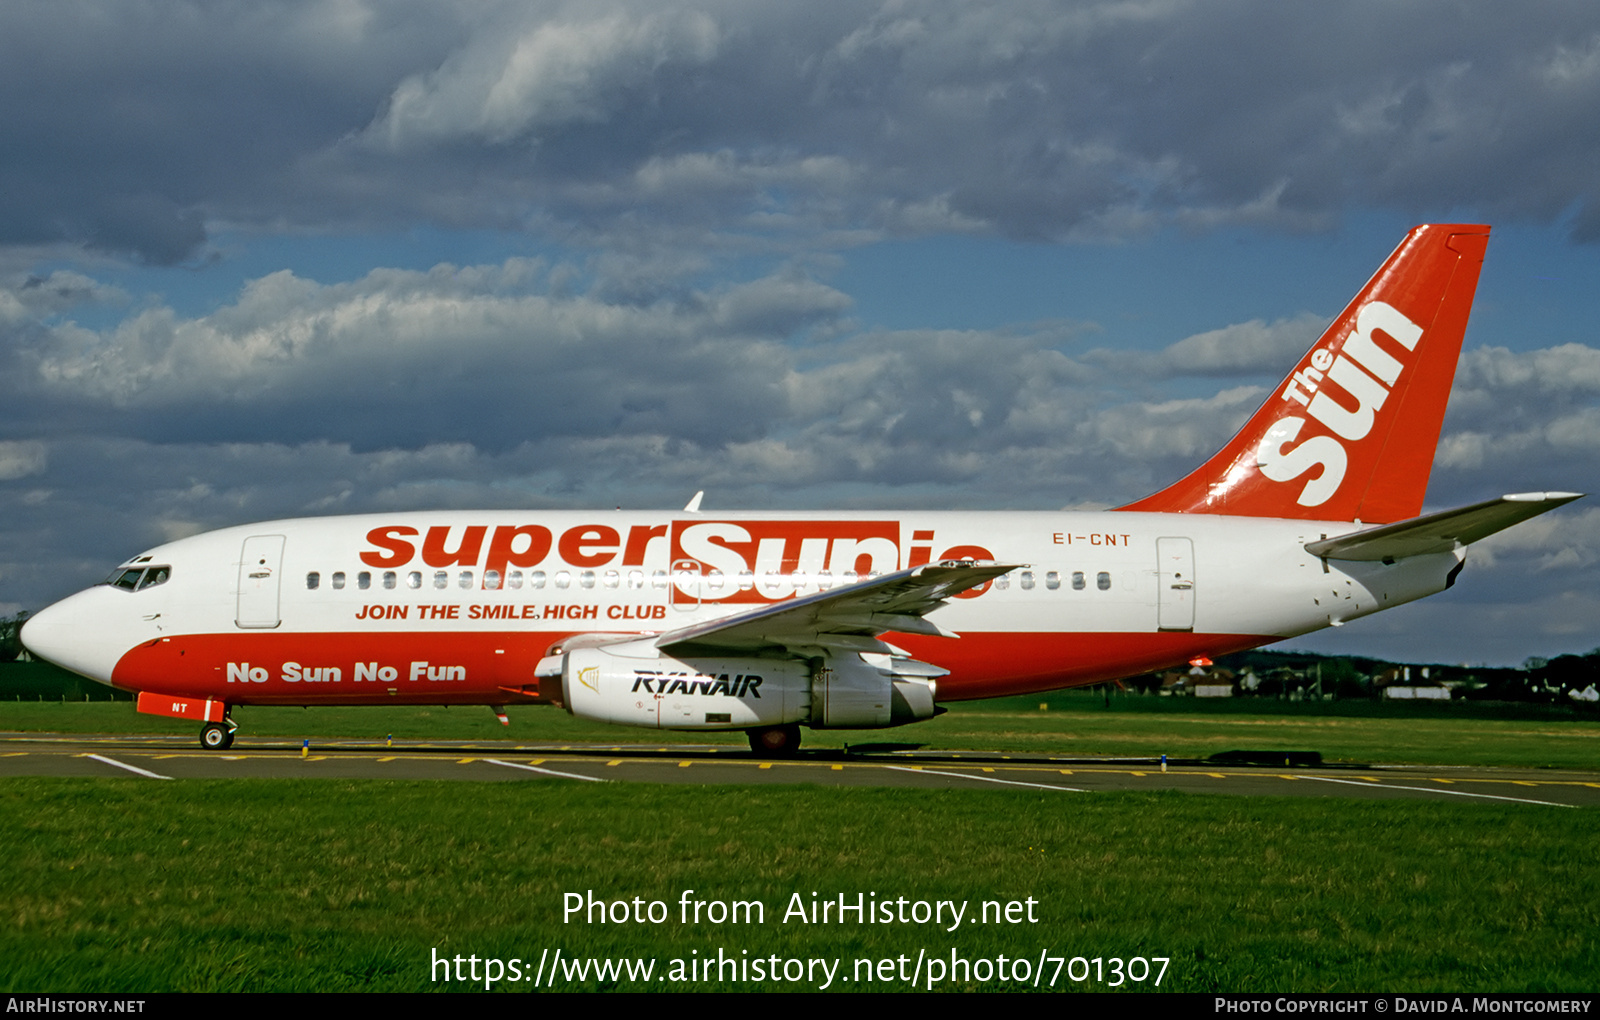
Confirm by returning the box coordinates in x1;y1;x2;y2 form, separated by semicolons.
747;724;801;757
200;722;234;751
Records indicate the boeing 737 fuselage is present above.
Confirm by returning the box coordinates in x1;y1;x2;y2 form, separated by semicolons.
20;225;1582;754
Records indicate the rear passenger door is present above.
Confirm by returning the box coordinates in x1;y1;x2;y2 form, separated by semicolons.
1156;537;1195;632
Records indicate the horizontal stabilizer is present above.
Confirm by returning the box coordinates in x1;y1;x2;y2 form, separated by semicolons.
1304;492;1584;562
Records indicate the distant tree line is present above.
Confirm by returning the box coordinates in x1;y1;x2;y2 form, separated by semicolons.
1476;649;1600;704
0;612;26;663
1210;646;1600;705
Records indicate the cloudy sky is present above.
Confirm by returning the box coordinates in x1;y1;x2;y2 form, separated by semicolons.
2;0;1597;666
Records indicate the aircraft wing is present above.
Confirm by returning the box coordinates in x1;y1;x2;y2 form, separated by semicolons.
1304;492;1583;562
653;561;1019;657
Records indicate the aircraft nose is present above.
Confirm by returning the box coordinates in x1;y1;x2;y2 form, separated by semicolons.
20;591;121;686
20;605;61;661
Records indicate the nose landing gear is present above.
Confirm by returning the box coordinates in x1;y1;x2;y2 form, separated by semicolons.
200;717;236;750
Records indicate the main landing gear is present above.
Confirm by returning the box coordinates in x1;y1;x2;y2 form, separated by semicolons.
200;718;237;751
747;724;801;757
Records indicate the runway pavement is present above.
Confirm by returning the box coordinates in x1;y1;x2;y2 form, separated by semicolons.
3;731;1596;806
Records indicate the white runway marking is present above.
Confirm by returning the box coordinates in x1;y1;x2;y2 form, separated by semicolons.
886;765;1083;792
486;758;607;782
1297;774;1574;808
84;754;171;780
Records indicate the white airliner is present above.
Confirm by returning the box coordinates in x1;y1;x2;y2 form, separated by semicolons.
21;224;1581;754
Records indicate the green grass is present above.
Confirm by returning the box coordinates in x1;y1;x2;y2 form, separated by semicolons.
1;781;1594;993
2;691;1595;769
3;691;1595;993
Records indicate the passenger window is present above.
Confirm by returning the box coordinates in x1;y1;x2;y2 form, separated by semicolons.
483;570;502;590
1046;571;1060;590
705;569;724;592
603;569;619;589
332;571;346;590
627;570;644;590
651;570;668;590
530;571;547;589
507;571;523;589
994;573;1010;590
306;572;320;590
1097;571;1111;591
737;570;754;591
554;571;571;590
579;570;595;589
407;571;421;590
1072;571;1085;590
759;572;787;595
357;571;371;590
816;570;833;591
459;571;474;590
1020;571;1035;590
383;571;397;590
433;571;448;590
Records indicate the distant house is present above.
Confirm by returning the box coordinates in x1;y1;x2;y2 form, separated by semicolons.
1162;664;1236;697
1375;665;1451;700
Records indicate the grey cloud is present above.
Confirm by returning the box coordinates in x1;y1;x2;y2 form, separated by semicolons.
0;441;47;481
1;271;127;327
1436;411;1600;467
1469;505;1600;572
4;262;1104;494
1458;343;1600;392
1155;315;1326;376
372;8;722;148
1076;386;1265;461
1086;313;1328;379
1;252;1267;507
10;2;1600;262
11;249;1591;518
8;259;848;452
0;0;467;261
1431;341;1600;500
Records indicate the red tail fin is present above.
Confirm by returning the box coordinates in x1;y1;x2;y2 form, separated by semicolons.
1118;224;1490;523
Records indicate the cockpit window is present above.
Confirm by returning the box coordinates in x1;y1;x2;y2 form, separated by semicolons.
104;566;172;591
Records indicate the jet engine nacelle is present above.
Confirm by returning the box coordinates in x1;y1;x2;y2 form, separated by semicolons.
562;644;809;731
557;641;942;732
